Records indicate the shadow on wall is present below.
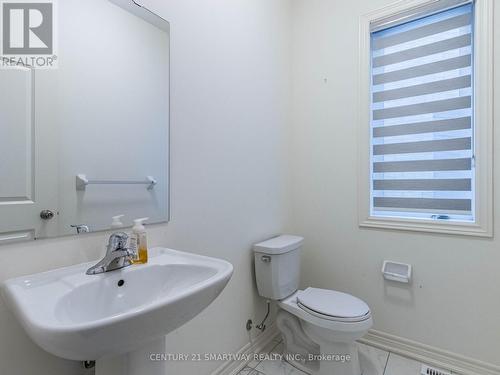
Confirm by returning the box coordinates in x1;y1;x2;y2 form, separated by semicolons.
383;280;415;308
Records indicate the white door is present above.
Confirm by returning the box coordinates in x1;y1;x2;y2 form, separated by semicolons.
0;64;58;243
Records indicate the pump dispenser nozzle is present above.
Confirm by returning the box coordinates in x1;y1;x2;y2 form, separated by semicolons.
132;217;148;230
111;215;125;229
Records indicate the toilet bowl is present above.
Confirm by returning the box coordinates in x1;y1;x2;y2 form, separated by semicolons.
278;289;372;375
254;235;373;375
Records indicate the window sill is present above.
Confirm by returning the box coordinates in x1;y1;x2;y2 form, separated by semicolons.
359;216;492;237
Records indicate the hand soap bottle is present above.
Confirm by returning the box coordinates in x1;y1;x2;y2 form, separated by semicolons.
131;218;149;264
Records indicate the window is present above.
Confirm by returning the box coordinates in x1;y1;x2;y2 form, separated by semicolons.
359;0;493;236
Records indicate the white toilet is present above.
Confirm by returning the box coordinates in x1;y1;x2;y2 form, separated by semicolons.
254;235;373;375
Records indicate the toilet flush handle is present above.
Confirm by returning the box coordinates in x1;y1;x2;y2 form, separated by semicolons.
261;255;272;263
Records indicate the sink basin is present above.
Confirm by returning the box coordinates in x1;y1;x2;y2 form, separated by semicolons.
1;247;233;362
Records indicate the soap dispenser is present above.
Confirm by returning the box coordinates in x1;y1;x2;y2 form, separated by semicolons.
110;215;125;229
131;218;149;264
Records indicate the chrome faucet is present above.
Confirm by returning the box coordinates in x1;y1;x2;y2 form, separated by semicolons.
86;232;133;275
71;224;90;234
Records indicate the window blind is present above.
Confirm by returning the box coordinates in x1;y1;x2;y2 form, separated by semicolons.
370;2;474;221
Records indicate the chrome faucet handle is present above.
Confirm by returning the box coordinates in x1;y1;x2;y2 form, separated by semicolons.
106;232;129;254
86;232;133;275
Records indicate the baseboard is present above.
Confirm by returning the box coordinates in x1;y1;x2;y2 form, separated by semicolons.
210;324;280;375
210;326;500;375
359;329;500;375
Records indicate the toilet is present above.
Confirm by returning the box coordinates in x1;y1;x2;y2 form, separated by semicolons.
254;235;373;375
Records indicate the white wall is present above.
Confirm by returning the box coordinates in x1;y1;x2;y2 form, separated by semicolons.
289;0;499;366
0;0;291;374
4;0;496;372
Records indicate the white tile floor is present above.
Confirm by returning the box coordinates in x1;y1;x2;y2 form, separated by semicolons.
238;336;427;375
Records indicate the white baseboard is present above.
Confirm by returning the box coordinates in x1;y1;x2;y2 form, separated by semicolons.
211;326;499;375
359;329;500;375
210;324;280;375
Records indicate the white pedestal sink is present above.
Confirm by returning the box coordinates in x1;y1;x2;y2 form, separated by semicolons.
1;248;233;375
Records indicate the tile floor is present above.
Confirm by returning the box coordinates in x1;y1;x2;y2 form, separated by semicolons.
238;336;427;375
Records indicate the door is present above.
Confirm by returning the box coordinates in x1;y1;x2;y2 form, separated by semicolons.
0;64;58;243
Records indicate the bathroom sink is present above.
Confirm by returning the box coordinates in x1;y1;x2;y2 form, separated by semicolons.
0;248;233;361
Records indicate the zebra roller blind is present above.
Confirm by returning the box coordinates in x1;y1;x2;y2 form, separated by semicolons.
370;2;474;221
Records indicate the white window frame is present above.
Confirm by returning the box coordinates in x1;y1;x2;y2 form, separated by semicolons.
358;0;493;237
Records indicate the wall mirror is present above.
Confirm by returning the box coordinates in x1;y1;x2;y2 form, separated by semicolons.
0;0;170;243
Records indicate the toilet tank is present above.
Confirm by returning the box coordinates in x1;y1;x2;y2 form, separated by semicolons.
253;235;304;300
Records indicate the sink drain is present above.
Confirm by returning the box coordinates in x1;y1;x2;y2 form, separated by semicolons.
117;280;125;287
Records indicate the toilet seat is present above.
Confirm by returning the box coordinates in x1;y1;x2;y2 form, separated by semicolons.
278;291;373;334
297;288;371;323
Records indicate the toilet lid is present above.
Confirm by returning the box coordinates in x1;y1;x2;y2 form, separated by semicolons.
297;288;370;320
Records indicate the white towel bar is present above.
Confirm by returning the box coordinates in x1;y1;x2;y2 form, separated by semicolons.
76;174;157;191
